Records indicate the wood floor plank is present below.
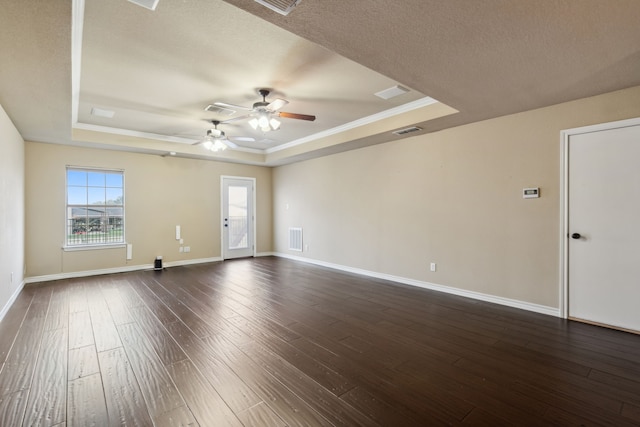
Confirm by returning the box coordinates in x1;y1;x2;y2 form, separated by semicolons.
68;345;100;381
0;390;28;427
163;320;262;414
129;306;187;366
116;322;194;423
99;282;136;326
3;257;640;425
166;359;244;426
235;338;382;427
236;402;287;427
68;310;94;350
22;327;68;426
87;287;122;352
43;285;69;332
0;290;33;365
98;347;153;427
224;316;355;396
0;297;50;397
67;373;109;427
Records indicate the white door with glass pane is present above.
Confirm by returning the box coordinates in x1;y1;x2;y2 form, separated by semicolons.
221;177;255;259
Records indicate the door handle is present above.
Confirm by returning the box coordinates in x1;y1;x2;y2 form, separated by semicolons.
571;233;581;239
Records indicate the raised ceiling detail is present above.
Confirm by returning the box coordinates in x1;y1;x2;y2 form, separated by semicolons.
2;1;640;166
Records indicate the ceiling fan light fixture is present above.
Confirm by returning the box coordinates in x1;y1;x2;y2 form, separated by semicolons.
210;140;227;152
249;118;259;130
258;114;270;129
270;118;281;130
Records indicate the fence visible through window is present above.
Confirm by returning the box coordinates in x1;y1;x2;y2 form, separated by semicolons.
67;207;124;245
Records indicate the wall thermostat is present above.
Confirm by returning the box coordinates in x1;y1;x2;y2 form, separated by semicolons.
523;187;540;199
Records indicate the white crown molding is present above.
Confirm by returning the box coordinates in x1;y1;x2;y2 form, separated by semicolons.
266;96;439;154
72;122;264;154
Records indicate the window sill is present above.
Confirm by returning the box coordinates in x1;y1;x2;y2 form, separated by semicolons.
62;243;127;252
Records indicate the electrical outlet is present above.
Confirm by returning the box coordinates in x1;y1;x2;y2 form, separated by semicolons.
430;262;437;272
179;246;184;253
184;246;190;253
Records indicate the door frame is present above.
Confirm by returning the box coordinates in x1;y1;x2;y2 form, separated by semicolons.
220;175;256;260
559;116;640;319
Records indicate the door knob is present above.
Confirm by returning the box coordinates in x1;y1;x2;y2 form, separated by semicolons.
571;233;581;239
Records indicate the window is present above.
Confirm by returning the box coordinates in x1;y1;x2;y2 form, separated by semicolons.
66;167;124;247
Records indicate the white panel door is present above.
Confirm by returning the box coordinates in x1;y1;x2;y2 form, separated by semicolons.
222;177;255;259
567;123;640;331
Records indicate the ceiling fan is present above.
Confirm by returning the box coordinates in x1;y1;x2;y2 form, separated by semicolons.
212;89;316;132
193;120;255;152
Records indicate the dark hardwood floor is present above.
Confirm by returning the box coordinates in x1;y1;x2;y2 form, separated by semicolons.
1;257;639;426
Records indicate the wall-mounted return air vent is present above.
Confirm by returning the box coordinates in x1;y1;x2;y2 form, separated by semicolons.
288;227;303;251
254;0;302;16
392;126;423;136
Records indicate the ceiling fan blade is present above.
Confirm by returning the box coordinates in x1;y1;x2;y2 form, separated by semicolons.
266;98;289;112
229;136;256;142
278;111;316;121
219;114;252;124
213;101;253;111
192;140;205;146
223;139;238;149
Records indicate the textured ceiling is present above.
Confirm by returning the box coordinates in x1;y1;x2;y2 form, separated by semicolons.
1;0;640;165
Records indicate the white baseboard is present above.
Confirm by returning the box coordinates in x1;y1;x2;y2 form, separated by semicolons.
20;253;559;318
24;257;222;284
256;251;276;257
164;257;221;268
0;280;26;323
273;252;560;317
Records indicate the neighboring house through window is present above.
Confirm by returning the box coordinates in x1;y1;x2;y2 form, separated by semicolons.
66;167;124;247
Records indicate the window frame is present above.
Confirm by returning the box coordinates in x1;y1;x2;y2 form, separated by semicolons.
64;166;126;250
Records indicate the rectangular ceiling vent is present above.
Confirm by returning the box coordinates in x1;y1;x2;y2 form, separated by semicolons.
253;0;302;16
393;126;423;136
375;85;409;100
127;0;160;11
204;105;236;116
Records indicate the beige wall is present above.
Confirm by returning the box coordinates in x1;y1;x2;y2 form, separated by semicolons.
25;143;272;277
0;104;25;316
273;85;640;309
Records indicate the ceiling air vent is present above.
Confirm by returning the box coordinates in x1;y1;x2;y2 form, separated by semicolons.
127;0;160;11
253;0;302;16
204;105;236;116
393;126;423;136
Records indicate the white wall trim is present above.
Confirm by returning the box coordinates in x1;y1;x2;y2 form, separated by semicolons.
0;280;26;323
24;257;222;284
266;97;438;154
559;116;640;320
164;257;222;268
274;252;560;317
256;251;276;257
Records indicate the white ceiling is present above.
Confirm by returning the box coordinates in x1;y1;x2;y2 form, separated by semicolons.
2;0;640;166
